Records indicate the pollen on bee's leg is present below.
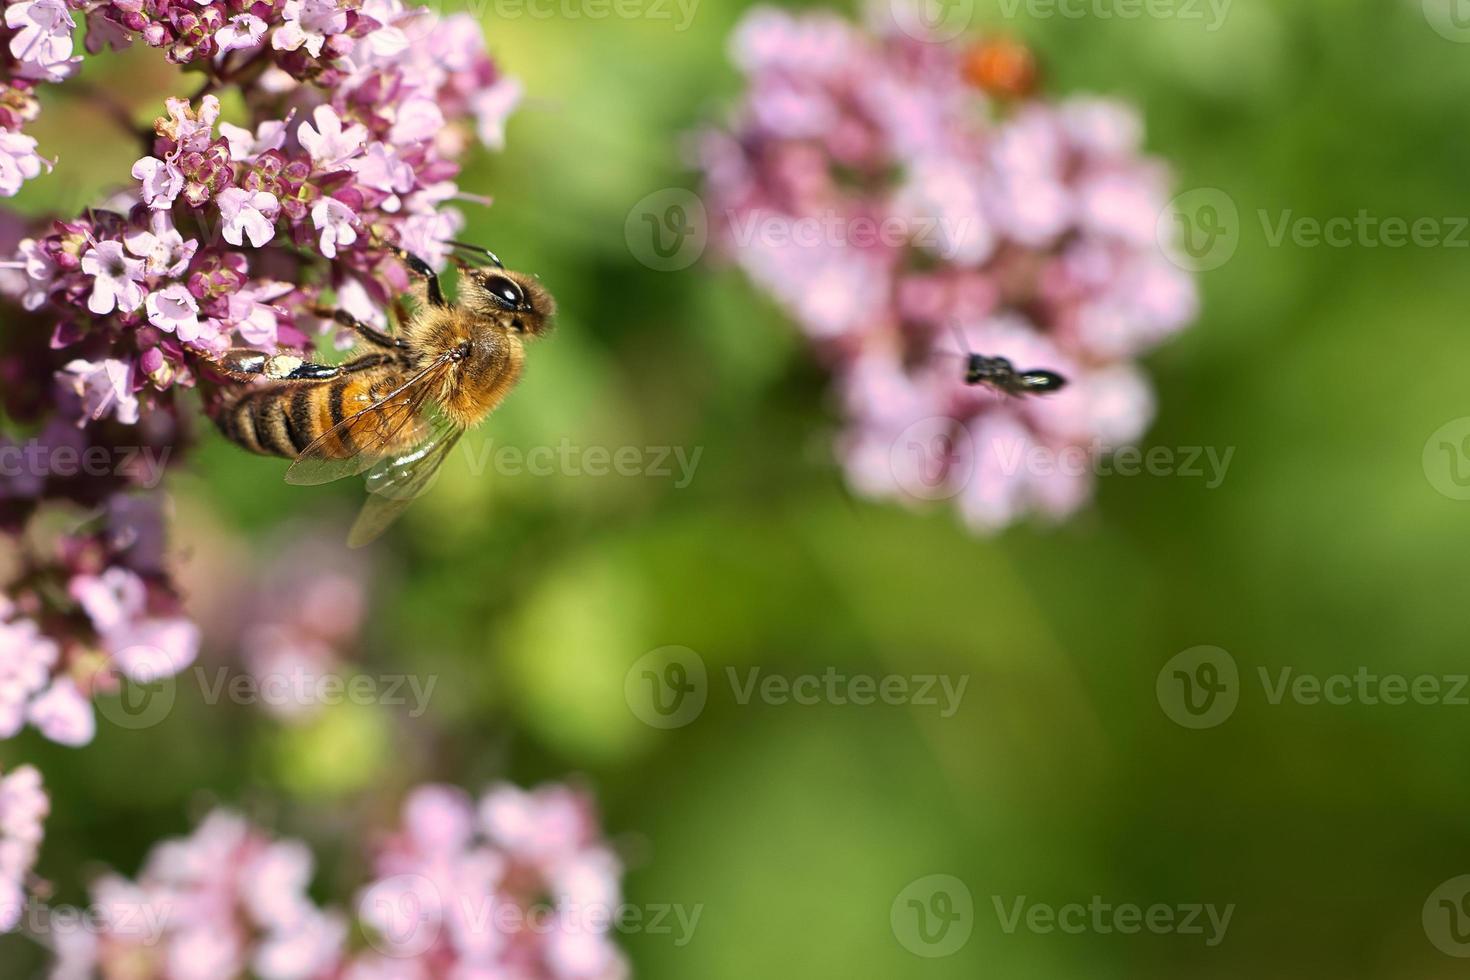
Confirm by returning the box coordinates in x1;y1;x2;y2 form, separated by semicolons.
265;355;305;379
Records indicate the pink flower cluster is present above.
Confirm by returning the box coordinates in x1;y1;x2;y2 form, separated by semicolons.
353;782;628;979
0;492;198;748
236;532;368;721
0;0;76;195
48;782;628;979
699;8;1199;530
0;0;519;746
0;763;47;933
51;809;348;978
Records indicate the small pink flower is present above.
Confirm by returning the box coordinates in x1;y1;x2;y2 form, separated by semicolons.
218;187;281;248
0;764;47;932
219;115;292;163
222;282;292;346
298;105;367;169
5;0;78;81
27;677;96;746
0;132;47;196
80;240;145;314
146;283;204;342
59;358;140;426
132;156;184;209
387;96;443;147
108;616;200;682
272;0;347;57
471;76;522;151
0;618;58;739
311;197;358;258
350;143;414;212
215;12;266;53
124;213;197;277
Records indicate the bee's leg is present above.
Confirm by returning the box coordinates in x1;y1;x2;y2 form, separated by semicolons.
214;349;391;382
315;307;406;351
390;246;446;307
215;349;337;382
447;240;504;268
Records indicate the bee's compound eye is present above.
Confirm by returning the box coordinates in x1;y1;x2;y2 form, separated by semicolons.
483;274;524;310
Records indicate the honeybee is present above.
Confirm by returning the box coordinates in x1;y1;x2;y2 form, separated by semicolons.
211;243;554;547
948;325;1067;397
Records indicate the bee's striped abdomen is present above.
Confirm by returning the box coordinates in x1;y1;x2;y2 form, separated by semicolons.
215;366;416;461
217;387;301;458
218;383;337;459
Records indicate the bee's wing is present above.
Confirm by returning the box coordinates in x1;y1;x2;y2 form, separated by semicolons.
347;414;465;548
285;352;458;487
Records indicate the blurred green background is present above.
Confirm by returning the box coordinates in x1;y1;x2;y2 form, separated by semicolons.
8;0;1470;976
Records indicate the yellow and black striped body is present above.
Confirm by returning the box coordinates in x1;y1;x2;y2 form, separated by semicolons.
215;365;425;460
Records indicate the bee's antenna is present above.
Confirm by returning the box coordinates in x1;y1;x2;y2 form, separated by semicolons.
448;241;504;269
947;322;972;359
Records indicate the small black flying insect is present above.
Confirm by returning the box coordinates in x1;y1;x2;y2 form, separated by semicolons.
950;325;1067;397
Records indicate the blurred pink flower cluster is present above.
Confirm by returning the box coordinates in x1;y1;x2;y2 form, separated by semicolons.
51;808;349;978
1;493;197;748
0;763;47;933
0;0;519;745
234;531;369;722
699;7;1199;530
48;782;628;979
353;782;628;979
